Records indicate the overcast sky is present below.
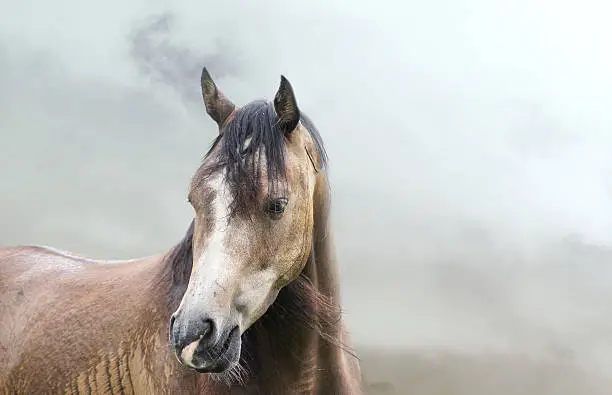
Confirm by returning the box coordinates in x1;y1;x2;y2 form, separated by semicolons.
3;0;612;377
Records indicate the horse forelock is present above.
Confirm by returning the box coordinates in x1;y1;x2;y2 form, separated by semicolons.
197;100;327;218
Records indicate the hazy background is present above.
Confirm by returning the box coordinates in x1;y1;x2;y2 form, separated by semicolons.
3;0;612;393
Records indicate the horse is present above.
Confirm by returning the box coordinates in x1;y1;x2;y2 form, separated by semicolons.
0;68;363;394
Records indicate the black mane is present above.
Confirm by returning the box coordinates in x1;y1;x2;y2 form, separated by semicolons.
202;100;327;216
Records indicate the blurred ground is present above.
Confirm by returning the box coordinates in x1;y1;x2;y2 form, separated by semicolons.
338;248;612;395
359;347;612;395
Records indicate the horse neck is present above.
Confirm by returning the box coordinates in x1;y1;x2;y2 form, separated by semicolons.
311;172;341;307
309;172;362;394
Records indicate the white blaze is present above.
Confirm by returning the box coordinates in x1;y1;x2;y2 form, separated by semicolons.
179;173;233;316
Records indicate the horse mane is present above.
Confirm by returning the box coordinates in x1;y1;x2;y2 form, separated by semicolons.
200;100;328;216
164;220;194;308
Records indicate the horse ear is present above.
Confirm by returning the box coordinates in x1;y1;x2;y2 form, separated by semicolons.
274;75;300;134
201;67;236;131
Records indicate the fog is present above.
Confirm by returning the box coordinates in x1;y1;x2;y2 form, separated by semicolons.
2;0;612;393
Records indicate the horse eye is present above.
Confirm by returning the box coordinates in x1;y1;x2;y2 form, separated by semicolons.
266;198;288;217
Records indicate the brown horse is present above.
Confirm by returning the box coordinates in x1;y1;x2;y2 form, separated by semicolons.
0;68;362;394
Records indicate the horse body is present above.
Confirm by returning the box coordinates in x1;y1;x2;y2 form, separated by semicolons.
0;69;362;394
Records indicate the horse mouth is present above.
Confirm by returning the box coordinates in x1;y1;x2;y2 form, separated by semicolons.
192;326;241;373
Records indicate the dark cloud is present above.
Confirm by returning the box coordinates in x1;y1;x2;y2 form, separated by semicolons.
129;12;242;102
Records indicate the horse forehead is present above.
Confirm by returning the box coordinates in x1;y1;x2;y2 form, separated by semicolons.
193;137;312;202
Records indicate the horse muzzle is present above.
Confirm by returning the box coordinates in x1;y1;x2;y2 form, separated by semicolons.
169;313;241;373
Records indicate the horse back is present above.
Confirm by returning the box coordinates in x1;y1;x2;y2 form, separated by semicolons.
0;246;170;393
0;247;89;382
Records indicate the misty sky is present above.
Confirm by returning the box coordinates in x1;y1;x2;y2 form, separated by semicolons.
3;0;612;378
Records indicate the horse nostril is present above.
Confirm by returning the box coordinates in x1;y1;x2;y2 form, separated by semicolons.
201;318;215;342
